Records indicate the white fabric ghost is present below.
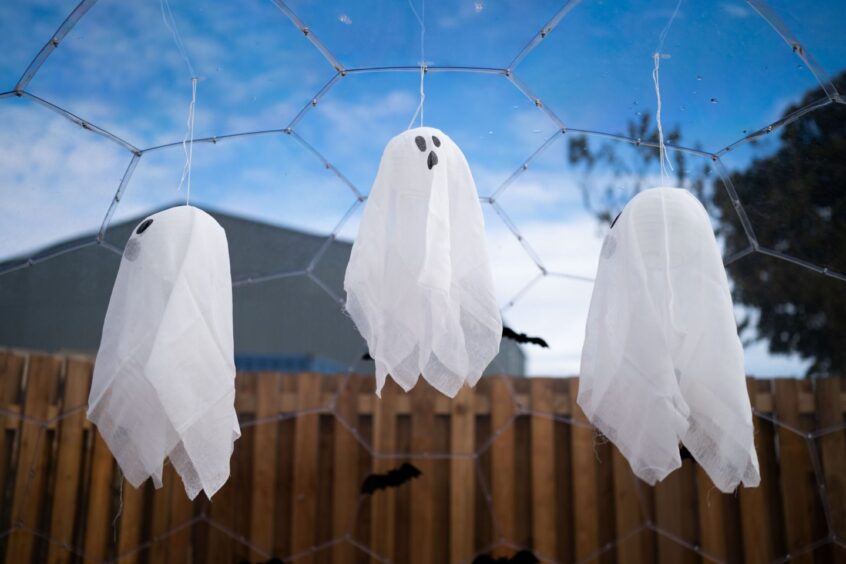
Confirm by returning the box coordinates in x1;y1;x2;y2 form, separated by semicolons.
579;187;759;492
88;205;240;500
345;127;502;397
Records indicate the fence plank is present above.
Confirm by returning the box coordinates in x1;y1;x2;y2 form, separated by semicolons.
490;377;516;555
695;465;731;561
653;460;697;564
0;350;841;564
370;380;398;562
553;378;575;563
569;378;600;561
774;379;817;563
6;354;61;563
290;373;323;560
530;378;557;559
0;351;25;533
394;410;411;563
215;372;257;563
83;430;116;561
815;378;846;541
166;471;195;564
612;447;644;564
250;372;281;560
149;465;175;563
332;375;361;563
410;382;436;564
46;358;91;564
274;375;297;557
740;379;778;564
315;410;335;555
116;479;145;564
450;385;475;564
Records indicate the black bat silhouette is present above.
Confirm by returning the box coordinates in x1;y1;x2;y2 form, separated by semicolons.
502;326;549;348
472;549;540;564
361;462;422;495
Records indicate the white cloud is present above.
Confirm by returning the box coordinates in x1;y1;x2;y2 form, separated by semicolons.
743;339;811;377
0;100;129;259
720;2;753;19
483;214;603;375
22;0;333;150
316;90;418;147
735;305;811;377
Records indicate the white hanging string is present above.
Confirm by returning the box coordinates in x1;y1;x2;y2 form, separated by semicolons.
652;0;683;186
406;0;426;129
652;54;671;186
652;0;684;334
160;0;195;78
160;0;199;205
178;77;198;205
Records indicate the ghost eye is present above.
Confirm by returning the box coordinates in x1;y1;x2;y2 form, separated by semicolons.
414;136;427;152
136;218;153;235
432;135;441;147
610;211;622;229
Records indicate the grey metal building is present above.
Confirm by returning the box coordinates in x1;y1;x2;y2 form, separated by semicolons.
0;207;525;376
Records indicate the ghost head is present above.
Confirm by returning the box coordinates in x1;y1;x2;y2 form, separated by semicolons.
88;205;240;500
579;187;759;492
344;127;502;397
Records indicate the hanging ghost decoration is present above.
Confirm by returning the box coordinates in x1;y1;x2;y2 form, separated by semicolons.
88;206;240;500
345;127;502;397
579;187;759;493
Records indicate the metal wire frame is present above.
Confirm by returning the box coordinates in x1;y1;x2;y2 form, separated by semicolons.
13;0;98;93
745;0;840;102
0;0;843;286
1;0;844;308
507;0;584;71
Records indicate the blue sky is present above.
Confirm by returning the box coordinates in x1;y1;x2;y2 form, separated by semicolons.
1;0;844;376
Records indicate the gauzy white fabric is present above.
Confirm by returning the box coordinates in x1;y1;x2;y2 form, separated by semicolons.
88;205;240;500
345;127;502;397
579;187;759;492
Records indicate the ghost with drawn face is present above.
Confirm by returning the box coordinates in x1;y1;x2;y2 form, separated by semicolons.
88;206;240;500
345;127;502;397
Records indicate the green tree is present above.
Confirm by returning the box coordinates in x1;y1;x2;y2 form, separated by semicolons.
715;72;846;376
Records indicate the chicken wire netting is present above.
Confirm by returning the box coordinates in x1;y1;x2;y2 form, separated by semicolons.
0;0;845;562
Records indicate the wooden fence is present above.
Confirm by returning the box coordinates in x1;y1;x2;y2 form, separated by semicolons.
0;349;844;564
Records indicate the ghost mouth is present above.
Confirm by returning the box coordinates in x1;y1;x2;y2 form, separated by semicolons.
427;150;438;170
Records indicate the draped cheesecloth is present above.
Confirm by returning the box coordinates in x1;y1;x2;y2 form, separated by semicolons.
579;187;759;492
88;205;240;500
344;127;502;397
